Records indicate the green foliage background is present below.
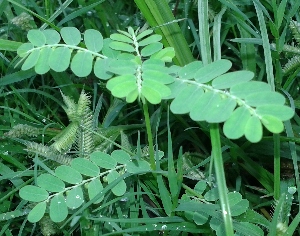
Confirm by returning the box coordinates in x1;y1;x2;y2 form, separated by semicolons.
0;0;300;235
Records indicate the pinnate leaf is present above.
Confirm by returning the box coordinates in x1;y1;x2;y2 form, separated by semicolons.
90;151;117;169
21;50;40;70
19;185;48;202
107;170;126;196
194;59;231;83
60;27;81;45
55;165;82;184
43;29;60;44
84;29;103;52
71;51;93;77
87;178;103;204
48;47;71;72
71;158;100;177
34;47;51;74
50;194;68;222
66;186;84;209
138;34;162;46
37;173;65;192
28;202;46;223
27;30;46;47
109;41;135;52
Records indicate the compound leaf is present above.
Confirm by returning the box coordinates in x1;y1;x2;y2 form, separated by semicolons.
37;173;65;192
66;186;84;209
261;115;284;133
43;29;60;44
19;185;48;202
17;43;33;57
223;107;251;139
71;158;100;177
60;27;81;46
106;170;126;196
212;71;254;89
111;150;131;164
84;29;103;52
48;47;71;72
27;29;46;47
109;41;135;52
244;116;262;143
55;165;82;184
194;59;231;83
87;178;103;204
34;47;51;74
27;201;46;223
110;33;133;44
94;58;114;80
90;151;117;169
71;51;93;77
141;42;163;57
21;50;40;70
50;193;68;222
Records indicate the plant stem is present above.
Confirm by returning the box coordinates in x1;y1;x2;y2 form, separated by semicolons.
142;101;155;170
273;133;281;200
210;123;234;235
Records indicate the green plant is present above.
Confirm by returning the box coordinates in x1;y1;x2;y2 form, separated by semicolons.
10;23;294;234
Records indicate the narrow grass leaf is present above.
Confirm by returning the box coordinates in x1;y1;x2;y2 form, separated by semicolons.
157;175;172;216
0;39;22;51
50;194;68;222
27;202;46;223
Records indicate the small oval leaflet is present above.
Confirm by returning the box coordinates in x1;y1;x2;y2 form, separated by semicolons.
87;178;104;204
111;150;130;164
66;186;84;209
90;151;117;169
37;173;65;192
48;47;72;72
60;27;81;46
71;51;93;77
55;165;83;184
27;29;46;47
106;170;126;196
27;201;46;223
19;185;49;202
50;194;68;222
84;29;103;52
43;29;61;44
71;158;100;177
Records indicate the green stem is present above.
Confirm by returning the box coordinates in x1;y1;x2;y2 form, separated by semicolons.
273;133;281;200
142;101;155;170
210;123;234;235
